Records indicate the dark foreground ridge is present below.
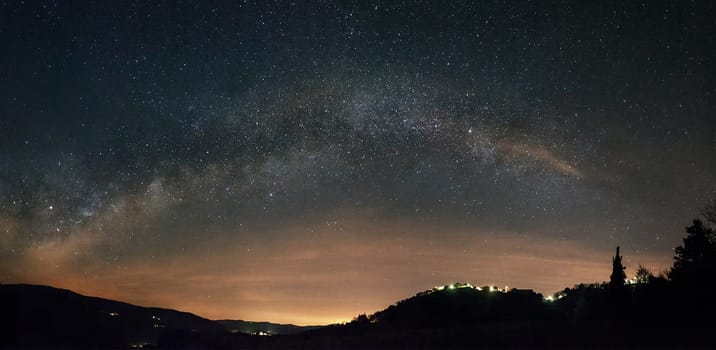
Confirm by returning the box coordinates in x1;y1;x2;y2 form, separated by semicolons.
0;284;315;349
4;215;716;349
2;279;715;350
249;280;715;350
0;283;227;349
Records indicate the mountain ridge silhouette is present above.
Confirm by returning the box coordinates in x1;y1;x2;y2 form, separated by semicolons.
0;283;318;349
3;278;716;349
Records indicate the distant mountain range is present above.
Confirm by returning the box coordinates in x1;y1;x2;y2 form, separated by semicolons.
217;319;322;335
0;284;320;349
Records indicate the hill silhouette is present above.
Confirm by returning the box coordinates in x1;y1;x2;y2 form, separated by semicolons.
0;284;326;349
0;284;234;349
4;279;716;349
252;281;714;349
361;284;546;329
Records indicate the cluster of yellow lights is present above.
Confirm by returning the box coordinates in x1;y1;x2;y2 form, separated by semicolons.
431;283;510;294
544;294;565;302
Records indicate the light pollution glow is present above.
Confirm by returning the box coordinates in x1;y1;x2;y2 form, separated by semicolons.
3;213;673;325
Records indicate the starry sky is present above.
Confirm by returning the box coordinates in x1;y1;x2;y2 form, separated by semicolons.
1;1;714;325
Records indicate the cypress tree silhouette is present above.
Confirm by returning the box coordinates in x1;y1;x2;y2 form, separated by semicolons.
609;246;626;288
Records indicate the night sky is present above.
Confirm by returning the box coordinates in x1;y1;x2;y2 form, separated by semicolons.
1;1;714;325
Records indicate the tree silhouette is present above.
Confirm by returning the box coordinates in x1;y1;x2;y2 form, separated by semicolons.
700;199;716;227
634;265;654;284
609;246;626;288
669;219;716;285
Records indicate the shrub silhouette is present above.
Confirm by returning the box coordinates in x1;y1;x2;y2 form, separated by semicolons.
634;265;654;284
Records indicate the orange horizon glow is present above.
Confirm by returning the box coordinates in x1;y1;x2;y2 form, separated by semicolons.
2;216;674;326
